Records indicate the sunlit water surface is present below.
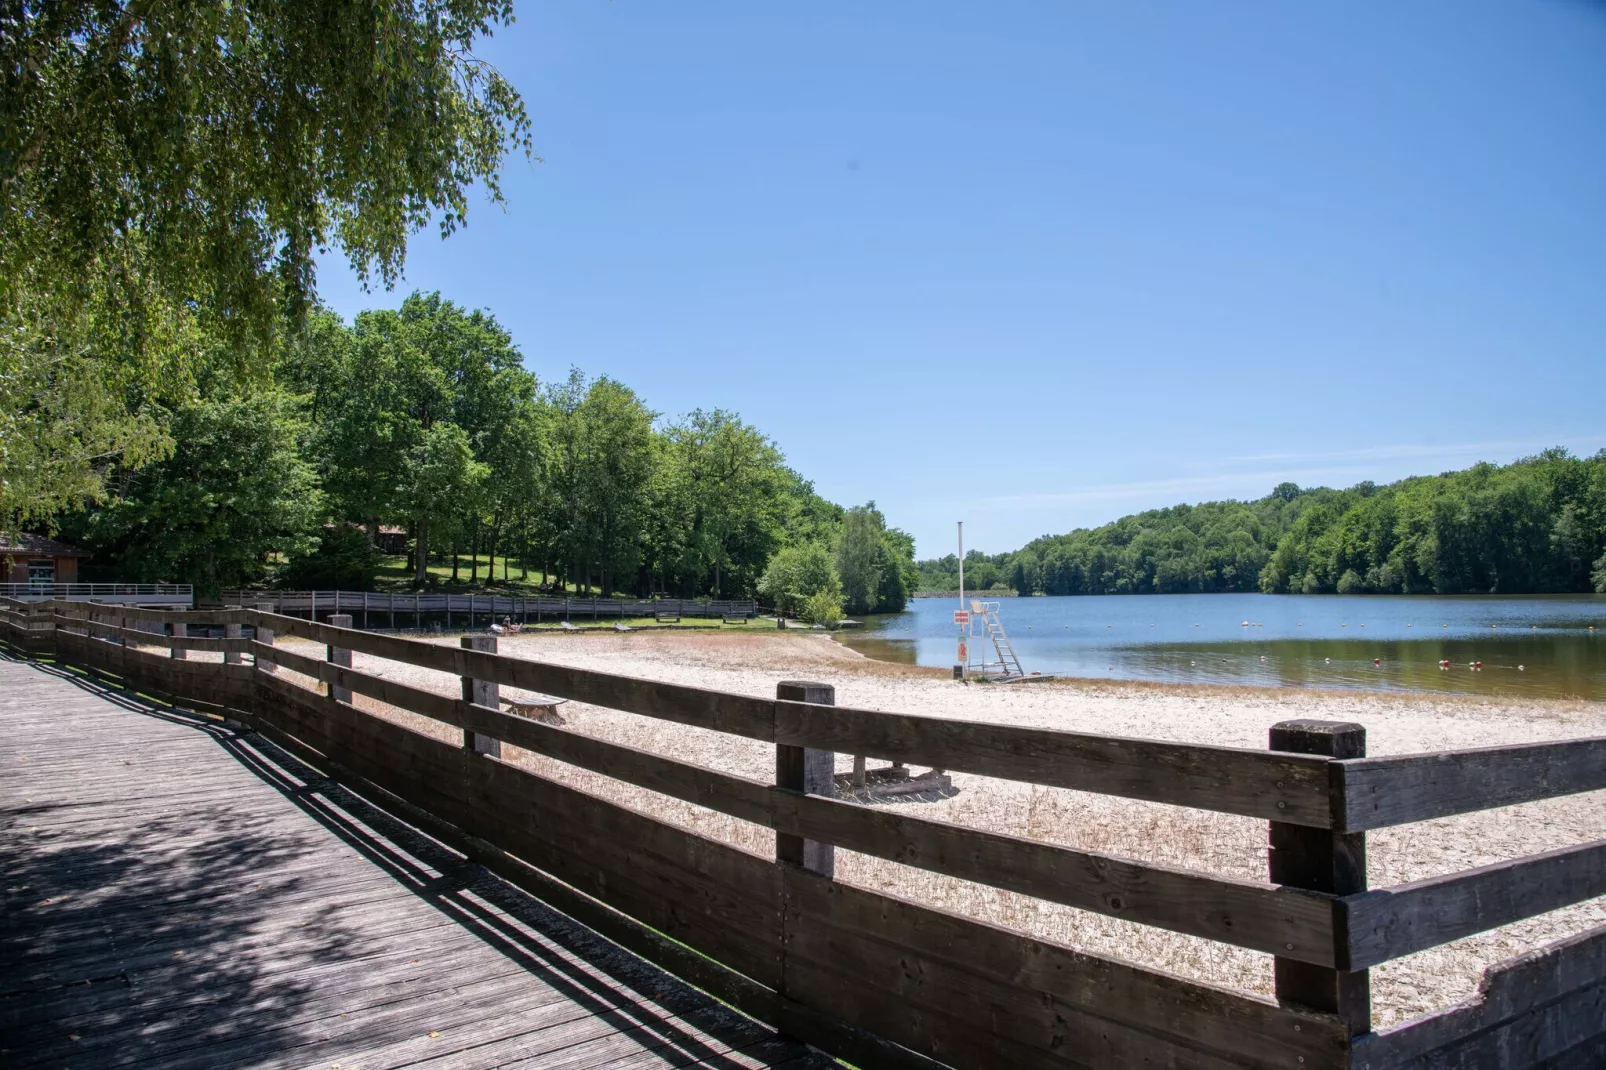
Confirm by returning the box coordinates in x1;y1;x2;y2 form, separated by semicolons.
839;594;1606;700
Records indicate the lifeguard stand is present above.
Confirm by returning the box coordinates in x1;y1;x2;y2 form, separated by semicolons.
965;599;1024;678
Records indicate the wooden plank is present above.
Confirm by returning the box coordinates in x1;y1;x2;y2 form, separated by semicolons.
772;788;1342;965
1354;923;1606;1069
1268;720;1370;1034
779;867;1351;1070
467;755;785;988
1347;839;1606;970
253;610;776;740
257;642;463;723
1340;738;1606;831
457;702;774;826
776;698;1338;826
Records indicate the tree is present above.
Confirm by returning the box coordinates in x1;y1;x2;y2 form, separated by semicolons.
1;1;531;524
399;423;487;586
71;391;321;595
664;410;789;598
758;543;840;617
295;292;532;582
837;504;885;615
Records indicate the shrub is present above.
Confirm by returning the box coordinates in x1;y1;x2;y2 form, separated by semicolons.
801;589;844;627
278;524;380;590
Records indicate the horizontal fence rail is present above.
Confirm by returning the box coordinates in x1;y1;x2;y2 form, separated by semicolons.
220;590;759;624
5;595;1604;1070
0;582;193;603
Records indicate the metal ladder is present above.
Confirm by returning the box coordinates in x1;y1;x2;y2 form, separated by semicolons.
970;600;1024;677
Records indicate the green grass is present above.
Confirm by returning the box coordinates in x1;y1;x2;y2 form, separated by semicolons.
372;554;578;594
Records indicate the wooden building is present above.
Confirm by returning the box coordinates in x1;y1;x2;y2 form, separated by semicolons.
0;533;91;586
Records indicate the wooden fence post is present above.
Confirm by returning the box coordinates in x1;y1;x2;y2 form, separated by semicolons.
326;613;353;703
254;603;277;674
223;606;243;665
168;620;187;661
1269;719;1370;1036
461;635;500;757
775;680;837;877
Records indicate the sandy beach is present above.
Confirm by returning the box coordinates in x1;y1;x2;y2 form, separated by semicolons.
275;628;1606;1030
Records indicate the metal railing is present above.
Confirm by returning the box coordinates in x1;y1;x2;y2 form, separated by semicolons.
0;583;194;604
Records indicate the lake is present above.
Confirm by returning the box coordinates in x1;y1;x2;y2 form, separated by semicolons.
838;594;1606;700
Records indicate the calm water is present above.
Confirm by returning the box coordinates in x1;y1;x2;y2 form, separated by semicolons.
839;594;1606;700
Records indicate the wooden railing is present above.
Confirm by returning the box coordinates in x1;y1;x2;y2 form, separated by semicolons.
219;590;759;627
5;597;1604;1069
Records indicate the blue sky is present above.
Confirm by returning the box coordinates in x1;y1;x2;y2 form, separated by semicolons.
314;1;1606;559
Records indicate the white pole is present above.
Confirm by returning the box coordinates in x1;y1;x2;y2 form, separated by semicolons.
957;521;964;608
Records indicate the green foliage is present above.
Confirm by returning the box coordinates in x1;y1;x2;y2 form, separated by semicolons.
916;449;1606;597
1593;550;1606;594
758;543;841;617
68;391;321;596
278;525;381;591
834;502;916;614
801;588;845;627
836;506;883;615
1;1;529;524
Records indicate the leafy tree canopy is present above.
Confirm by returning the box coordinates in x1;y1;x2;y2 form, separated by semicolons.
1;0;530;525
917;449;1606;597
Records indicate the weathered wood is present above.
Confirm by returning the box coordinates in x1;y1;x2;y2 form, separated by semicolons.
253;603;276;672
168;620;187;661
771;788;1343;965
325;612;352;703
777;698;1338;826
779;867;1351;1070
468;755;786;989
1269;720;1370;1035
462;634;500;757
0;657;814;1070
1347;839;1606;970
256;641;462;724
223;611;243;666
1354;924;1606;1069
774;680;836;878
1340;737;1606;832
253;610;777;740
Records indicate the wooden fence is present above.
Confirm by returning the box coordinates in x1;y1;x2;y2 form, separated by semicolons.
5;596;1604;1069
217;590;759;628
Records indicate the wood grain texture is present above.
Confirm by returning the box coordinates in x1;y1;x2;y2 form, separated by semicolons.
1348;840;1606;970
777;698;1338;826
0;656;815;1070
1354;924;1606;1069
779;867;1352;1070
1340;738;1606;831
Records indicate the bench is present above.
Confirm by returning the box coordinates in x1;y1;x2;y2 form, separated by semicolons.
655;611;680;623
721;614;750;624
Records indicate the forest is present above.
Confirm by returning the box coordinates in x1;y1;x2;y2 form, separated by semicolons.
918;450;1606;596
48;293;915;616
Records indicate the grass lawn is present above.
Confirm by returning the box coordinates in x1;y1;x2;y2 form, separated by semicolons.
372;554;577;594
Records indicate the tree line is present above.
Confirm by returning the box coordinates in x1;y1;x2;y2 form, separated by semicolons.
917;449;1606;596
57;292;916;616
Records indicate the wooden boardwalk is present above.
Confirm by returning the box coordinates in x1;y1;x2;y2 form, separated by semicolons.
0;655;834;1070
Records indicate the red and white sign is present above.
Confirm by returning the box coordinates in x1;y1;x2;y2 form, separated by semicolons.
953;610;970;625
957;641;968;663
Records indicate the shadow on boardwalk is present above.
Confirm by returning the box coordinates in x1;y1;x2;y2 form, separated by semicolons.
0;655;827;1069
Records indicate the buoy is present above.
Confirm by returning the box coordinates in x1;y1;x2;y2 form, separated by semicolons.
1518;664;1525;671
1492;624;1498;630
1324;657;1331;664
1260;655;1266;662
1242;621;1249;627
1374;658;1381;666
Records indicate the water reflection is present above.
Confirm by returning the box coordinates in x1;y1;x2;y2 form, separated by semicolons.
839;594;1606;699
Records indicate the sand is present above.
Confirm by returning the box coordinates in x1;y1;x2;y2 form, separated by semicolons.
275;628;1606;1029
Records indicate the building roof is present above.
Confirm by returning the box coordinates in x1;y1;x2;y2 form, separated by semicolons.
0;533;91;557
